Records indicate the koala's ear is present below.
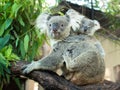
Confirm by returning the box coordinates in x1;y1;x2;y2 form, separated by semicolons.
65;9;85;32
36;13;50;34
47;15;52;20
93;20;101;30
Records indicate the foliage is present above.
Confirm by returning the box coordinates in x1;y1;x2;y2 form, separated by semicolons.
0;0;46;89
86;0;120;31
0;0;120;89
105;0;120;30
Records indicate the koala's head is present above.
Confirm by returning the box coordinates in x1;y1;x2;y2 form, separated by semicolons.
80;18;100;36
47;16;70;40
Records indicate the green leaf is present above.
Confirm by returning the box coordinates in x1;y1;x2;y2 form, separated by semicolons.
0;24;5;36
16;37;19;47
9;53;20;61
0;18;13;36
3;2;12;11
29;41;38;61
0;53;6;66
4;18;13;30
18;15;25;26
24;34;29;53
11;3;22;17
5;74;10;83
13;78;21;90
20;40;25;58
4;45;12;58
0;45;19;61
0;64;4;76
0;34;10;50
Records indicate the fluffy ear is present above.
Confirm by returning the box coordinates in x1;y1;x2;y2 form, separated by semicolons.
88;20;101;36
35;13;50;34
93;20;101;31
65;9;85;31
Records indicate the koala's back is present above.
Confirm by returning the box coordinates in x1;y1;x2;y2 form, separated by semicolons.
58;35;105;85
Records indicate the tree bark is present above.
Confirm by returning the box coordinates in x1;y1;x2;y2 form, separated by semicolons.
11;61;120;90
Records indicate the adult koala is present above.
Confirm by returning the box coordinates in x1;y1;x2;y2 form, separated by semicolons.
22;9;105;85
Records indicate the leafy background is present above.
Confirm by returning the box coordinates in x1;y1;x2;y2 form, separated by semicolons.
0;0;46;89
0;0;120;89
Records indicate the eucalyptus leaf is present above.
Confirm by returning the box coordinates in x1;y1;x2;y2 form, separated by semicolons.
13;78;21;90
9;53;20;61
0;24;5;36
30;41;38;61
4;18;13;30
0;34;10;50
16;37;19;47
3;2;12;11
0;64;4;76
4;45;12;58
24;34;29;53
20;40;25;58
0;0;44;88
11;3;22;17
0;18;13;36
18;15;25;26
0;53;7;66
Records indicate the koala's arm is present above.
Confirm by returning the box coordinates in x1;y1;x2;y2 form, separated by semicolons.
94;41;105;58
22;49;64;74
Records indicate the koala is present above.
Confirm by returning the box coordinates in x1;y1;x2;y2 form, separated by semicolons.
78;18;100;36
66;9;105;58
22;11;105;85
22;15;71;72
66;9;100;36
79;18;105;58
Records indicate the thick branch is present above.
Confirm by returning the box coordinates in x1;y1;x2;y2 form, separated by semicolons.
11;61;120;90
11;61;80;90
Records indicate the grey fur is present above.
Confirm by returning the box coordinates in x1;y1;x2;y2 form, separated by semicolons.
22;12;105;85
66;9;105;58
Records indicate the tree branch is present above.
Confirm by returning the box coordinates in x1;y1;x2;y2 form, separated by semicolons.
11;61;120;90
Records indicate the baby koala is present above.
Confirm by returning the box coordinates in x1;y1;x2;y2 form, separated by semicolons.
66;9;105;58
79;17;105;58
79;18;100;36
66;9;100;36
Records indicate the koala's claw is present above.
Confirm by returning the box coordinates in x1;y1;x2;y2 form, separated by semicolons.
22;61;40;74
22;64;34;74
21;65;27;70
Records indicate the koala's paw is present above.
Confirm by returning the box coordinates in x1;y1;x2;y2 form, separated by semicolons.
22;61;38;74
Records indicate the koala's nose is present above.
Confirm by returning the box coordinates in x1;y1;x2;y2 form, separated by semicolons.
53;29;57;32
52;23;58;32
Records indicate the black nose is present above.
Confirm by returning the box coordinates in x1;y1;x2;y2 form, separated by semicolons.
52;23;58;32
53;29;57;32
